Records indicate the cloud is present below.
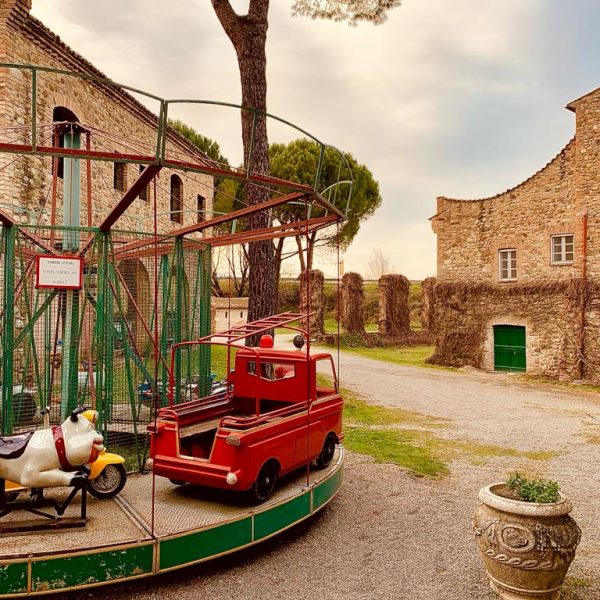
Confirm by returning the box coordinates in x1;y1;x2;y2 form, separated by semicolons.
30;0;600;278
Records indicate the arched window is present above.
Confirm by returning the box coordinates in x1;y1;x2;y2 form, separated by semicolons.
170;174;183;223
52;106;80;180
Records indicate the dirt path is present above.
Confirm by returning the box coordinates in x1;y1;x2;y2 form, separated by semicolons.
53;351;600;600
335;352;600;599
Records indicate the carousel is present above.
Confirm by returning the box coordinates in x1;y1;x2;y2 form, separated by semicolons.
0;64;349;595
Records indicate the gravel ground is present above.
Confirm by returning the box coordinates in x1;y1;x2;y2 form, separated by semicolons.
53;351;600;600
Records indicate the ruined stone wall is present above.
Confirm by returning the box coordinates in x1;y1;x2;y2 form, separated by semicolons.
378;274;410;336
432;139;578;285
428;281;582;378
298;270;324;336
420;276;436;332
0;3;213;235
340;272;365;335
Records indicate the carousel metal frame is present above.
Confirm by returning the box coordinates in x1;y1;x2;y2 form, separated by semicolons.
0;63;349;596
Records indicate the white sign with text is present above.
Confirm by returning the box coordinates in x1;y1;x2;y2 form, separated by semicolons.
36;255;83;289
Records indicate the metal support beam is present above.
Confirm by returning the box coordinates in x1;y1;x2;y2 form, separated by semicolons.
100;164;162;232
168;191;308;238
1;227;14;434
110;191;308;259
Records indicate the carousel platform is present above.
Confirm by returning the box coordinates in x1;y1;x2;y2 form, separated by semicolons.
0;447;344;596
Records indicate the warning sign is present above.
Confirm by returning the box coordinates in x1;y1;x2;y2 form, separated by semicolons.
35;255;83;289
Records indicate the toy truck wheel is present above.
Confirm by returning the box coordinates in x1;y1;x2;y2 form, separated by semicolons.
88;464;127;500
313;433;337;470
251;460;279;504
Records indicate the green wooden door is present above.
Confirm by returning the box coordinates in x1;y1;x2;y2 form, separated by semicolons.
494;325;526;372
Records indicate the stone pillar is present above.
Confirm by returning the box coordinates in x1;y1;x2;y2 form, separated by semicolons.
421;277;437;332
340;272;365;335
378;274;410;336
298;269;324;335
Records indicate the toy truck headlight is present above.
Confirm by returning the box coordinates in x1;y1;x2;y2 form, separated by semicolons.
226;435;241;446
226;472;238;485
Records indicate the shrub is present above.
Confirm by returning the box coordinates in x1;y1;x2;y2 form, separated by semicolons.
507;472;561;503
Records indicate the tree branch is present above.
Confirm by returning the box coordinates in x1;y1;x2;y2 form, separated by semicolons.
249;0;270;20
211;0;242;45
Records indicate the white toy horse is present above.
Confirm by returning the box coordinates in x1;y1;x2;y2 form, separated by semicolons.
0;407;103;489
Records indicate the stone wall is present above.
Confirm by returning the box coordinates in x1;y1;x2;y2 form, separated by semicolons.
340;272;365;335
378;274;410;336
427;281;582;378
431;139;578;285
298;270;324;336
420;276;436;332
429;83;600;380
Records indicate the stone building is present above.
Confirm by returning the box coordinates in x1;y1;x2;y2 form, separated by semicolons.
0;0;214;232
0;0;216;352
429;86;600;381
211;297;249;333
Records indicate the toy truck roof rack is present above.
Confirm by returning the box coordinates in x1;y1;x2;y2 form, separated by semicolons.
194;311;311;345
168;312;315;408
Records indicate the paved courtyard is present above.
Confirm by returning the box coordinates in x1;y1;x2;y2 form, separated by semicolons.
53;352;600;600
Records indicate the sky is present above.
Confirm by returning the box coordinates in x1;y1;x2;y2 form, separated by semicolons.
30;0;600;279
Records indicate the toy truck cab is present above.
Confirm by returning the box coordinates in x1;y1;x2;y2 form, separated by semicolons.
148;313;344;503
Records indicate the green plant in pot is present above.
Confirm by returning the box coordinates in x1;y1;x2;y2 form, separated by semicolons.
473;473;581;600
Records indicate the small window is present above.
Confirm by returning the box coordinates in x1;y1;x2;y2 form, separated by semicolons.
225;311;228;318
170;174;183;223
551;234;574;264
197;194;205;223
247;361;296;381
138;165;149;201
240;311;243;318
113;162;126;191
499;249;517;281
316;358;338;392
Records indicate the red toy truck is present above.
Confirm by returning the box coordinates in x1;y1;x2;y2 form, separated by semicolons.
148;313;344;503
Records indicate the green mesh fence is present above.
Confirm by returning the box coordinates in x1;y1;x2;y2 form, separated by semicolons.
0;224;211;472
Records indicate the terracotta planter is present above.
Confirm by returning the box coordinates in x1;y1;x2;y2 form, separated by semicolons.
473;483;581;600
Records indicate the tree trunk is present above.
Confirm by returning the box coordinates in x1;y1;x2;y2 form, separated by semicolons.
212;0;275;344
307;231;317;271
274;237;284;310
295;235;307;273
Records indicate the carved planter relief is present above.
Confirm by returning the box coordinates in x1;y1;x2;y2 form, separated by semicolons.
473;483;581;600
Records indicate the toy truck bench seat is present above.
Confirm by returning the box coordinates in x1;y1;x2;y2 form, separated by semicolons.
148;313;344;503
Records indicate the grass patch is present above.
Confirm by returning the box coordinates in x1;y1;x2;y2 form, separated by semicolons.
338;383;557;477
562;576;590;598
345;427;449;477
584;433;600;445
518;373;600;396
323;317;378;334
343;385;449;429
210;344;239;380
427;438;559;463
331;344;455;371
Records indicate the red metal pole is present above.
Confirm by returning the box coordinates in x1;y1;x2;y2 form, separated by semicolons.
85;131;93;227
